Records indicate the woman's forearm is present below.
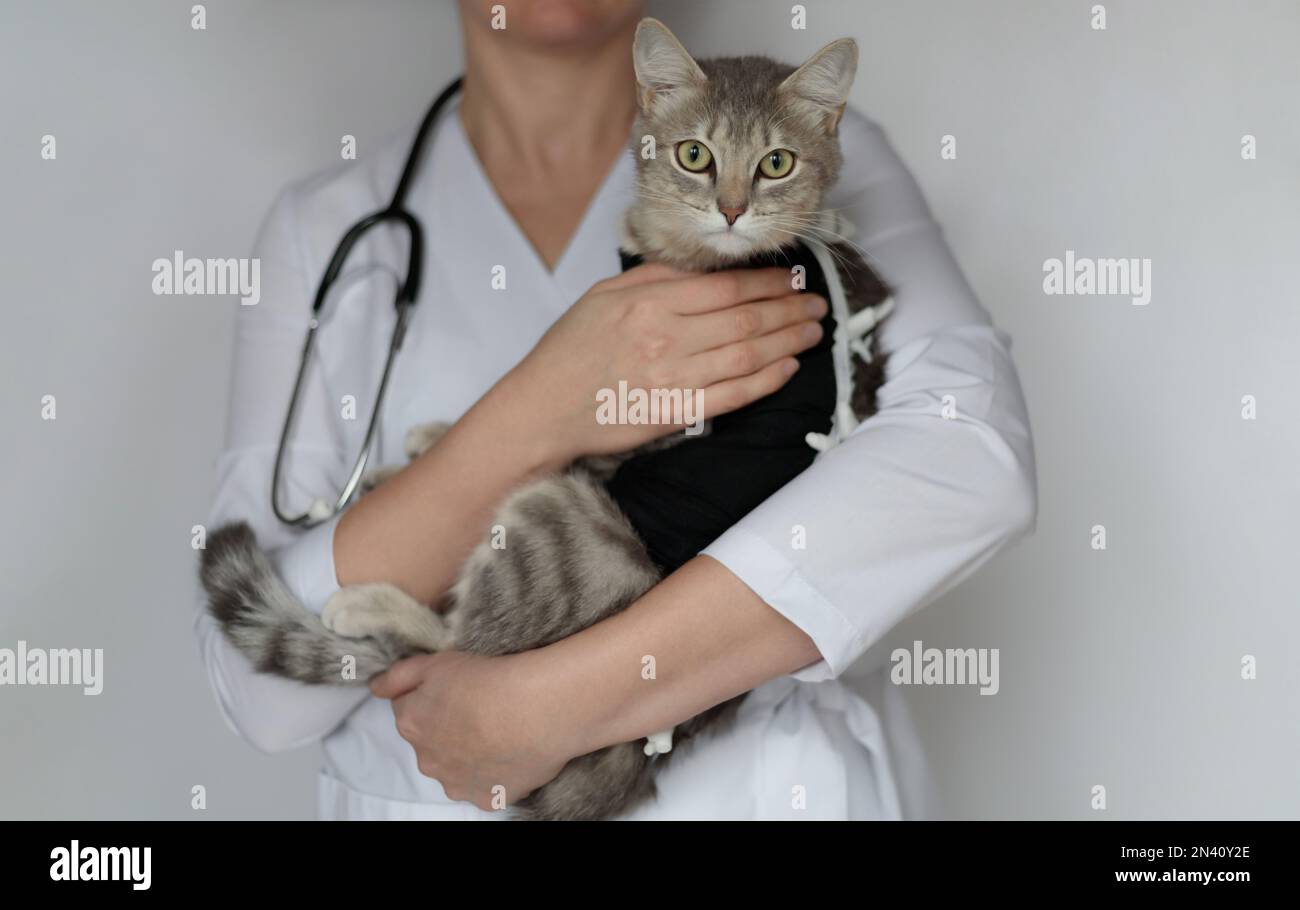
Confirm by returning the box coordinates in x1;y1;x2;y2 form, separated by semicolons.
333;370;567;604
365;554;823;809
513;555;822;758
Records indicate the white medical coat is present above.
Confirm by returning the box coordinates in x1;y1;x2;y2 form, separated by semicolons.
194;99;1036;820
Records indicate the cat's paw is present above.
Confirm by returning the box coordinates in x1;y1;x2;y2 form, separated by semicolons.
322;587;400;639
404;422;452;461
322;583;452;651
359;464;403;496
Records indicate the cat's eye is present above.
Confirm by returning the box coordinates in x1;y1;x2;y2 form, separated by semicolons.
758;148;796;179
676;140;714;172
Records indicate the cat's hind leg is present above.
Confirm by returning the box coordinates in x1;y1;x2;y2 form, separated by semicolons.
445;470;669;819
451;471;662;656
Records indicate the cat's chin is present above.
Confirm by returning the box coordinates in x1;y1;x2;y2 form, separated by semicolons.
700;231;803;269
629;217;797;271
645;235;797;272
701;231;759;259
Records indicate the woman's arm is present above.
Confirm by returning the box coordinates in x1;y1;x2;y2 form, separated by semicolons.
372;110;1037;804
333;262;826;603
370;557;813;807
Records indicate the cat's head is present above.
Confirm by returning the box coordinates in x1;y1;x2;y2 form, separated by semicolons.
625;18;857;269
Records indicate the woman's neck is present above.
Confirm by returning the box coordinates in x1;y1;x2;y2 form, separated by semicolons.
458;20;638;178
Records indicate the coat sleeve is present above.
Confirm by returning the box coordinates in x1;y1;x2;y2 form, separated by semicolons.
700;110;1037;680
193;185;367;753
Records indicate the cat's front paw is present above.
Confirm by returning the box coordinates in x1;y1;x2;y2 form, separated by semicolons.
359;464;403;496
404;422;453;461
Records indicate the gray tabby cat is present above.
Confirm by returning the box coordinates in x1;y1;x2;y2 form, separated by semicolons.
200;18;891;821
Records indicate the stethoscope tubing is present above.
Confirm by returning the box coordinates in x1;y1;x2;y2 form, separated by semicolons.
270;77;463;528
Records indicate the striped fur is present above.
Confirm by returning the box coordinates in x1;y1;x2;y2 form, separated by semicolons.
201;467;675;820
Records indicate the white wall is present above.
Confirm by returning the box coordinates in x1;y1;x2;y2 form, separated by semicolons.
1;0;1296;819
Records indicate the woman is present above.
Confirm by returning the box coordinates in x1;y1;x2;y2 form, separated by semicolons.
195;0;1035;820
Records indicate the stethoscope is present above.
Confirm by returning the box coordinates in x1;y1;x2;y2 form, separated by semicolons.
271;77;463;528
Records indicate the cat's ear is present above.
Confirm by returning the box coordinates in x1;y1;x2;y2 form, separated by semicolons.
633;18;706;111
779;38;858;132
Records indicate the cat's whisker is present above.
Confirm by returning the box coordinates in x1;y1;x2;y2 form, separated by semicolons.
757;222;855;273
765;220;861;275
773;216;884;272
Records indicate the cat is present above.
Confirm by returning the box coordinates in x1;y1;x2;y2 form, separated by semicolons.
199;17;893;821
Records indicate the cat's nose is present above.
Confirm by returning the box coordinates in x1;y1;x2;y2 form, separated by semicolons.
718;203;747;226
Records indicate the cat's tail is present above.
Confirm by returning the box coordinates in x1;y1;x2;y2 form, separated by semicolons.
198;522;408;685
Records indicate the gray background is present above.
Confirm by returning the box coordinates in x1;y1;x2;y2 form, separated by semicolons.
2;0;1296;819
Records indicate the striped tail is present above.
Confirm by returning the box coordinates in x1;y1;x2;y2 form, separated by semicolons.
198;522;410;684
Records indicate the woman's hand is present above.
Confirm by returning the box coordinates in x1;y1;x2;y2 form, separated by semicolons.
499;263;826;462
368;557;821;813
370;651;572;811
